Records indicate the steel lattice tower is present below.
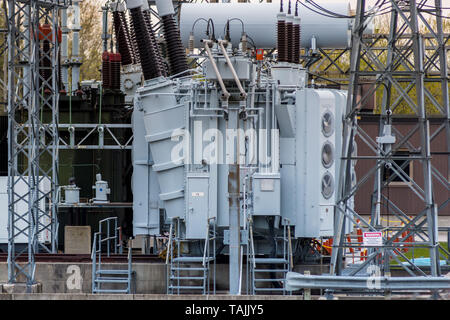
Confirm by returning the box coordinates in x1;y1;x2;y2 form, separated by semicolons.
7;0;65;287
331;0;449;282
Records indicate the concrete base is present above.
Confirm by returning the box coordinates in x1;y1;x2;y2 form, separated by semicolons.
0;292;445;300
0;293;306;300
2;283;42;294
64;226;91;254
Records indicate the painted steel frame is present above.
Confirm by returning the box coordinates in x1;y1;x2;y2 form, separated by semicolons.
7;0;67;288
330;0;449;287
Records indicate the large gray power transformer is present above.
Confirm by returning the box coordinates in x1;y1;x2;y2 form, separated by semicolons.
126;0;358;294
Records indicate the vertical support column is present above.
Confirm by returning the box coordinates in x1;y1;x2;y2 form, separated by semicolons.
409;0;439;277
228;108;241;295
330;0;366;276
7;0;36;288
434;0;450;210
7;0;63;289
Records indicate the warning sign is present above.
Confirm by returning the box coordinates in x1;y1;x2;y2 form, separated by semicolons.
363;232;383;246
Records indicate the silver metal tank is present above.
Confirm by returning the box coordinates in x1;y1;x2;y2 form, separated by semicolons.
179;2;353;49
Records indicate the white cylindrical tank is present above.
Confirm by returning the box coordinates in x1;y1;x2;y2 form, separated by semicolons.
64;185;80;204
179;2;352;49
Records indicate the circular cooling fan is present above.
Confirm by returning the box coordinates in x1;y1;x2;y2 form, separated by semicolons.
321;171;335;199
321;141;335;168
321;110;334;137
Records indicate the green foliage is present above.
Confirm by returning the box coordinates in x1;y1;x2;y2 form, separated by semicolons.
77;0;103;81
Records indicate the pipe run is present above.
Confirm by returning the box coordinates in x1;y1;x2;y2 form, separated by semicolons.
286;272;450;291
217;40;247;100
203;40;230;101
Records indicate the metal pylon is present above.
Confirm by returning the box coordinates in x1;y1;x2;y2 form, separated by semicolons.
7;0;65;287
332;0;449;281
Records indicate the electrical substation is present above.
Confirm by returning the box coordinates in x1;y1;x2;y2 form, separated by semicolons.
0;0;449;300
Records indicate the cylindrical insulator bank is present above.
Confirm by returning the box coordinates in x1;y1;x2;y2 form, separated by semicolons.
293;15;301;64
102;51;111;89
142;9;167;76
160;15;189;76
155;0;188;77
110;52;122;90
286;13;293;63
128;16;141;64
113;10;133;66
277;11;287;62
128;4;163;80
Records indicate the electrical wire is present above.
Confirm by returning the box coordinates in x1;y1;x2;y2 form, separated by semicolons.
223;18;245;42
298;0;394;19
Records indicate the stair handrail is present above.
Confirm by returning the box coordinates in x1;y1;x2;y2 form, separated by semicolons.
249;217;256;269
127;237;133;294
98;217;122;256
91;231;102;293
284;217;294;271
203;217;217;267
166;217;178;265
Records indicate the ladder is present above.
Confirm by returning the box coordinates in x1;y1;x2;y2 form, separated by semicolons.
91;217;135;294
167;217;216;295
248;217;293;295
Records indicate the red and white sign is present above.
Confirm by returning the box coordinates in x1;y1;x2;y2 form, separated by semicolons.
363;232;383;246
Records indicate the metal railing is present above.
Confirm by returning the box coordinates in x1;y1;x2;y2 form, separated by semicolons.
166;216;217;295
247;216;293;295
91;217;133;294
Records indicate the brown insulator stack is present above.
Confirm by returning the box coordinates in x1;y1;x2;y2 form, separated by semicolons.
277;19;287;62
160;14;188;77
286;1;293;62
127;10;141;65
129;7;163;80
286;20;293;62
277;1;287;63
142;9;167;76
293;15;301;64
110;52;121;90
113;11;133;66
102;51;111;89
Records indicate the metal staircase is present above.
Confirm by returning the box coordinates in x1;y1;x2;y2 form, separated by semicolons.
248;217;293;295
167;217;216;295
91;217;135;294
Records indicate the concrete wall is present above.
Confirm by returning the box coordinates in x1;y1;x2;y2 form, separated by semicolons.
0;262;327;294
0;262;166;294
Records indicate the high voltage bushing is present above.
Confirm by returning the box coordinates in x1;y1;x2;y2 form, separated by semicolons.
102;51;111;89
110;52;122;90
277;4;287;62
142;9;167;76
286;15;293;63
160;15;188;77
155;0;188;77
127;1;163;80
113;10;133;66
286;0;294;63
127;10;141;65
293;13;300;64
